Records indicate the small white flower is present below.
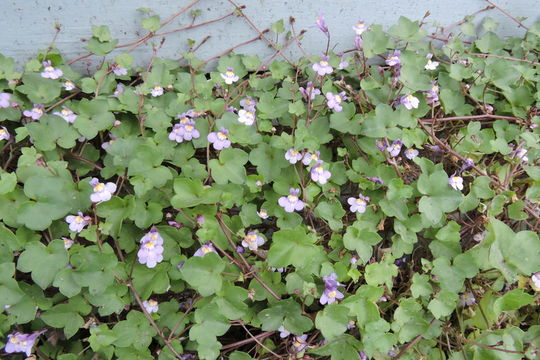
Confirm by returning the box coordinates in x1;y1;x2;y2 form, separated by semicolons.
514;148;529;163
150;85;164;97
257;209;269;219
532;272;540;289
142;299;159;313
285;148;303;164
0;126;10;141
448;175;464;191
220;67;239;85
63;80;76;91
238;109;255;125
404;148;419;160
62;237;74;249
424;60;440;70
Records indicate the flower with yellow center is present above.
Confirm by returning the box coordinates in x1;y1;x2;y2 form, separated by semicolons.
185;125;194;131
217;131;227;140
144;241;155;249
94;183;105;192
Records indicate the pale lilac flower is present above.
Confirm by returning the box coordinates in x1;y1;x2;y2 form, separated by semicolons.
89;177;117;203
359;351;368;360
101;135;117;150
338;58;349;70
320;273;344;305
312;56;333;76
23;104;44;120
375;138;388;151
111;84;124;97
302;151;321;165
271;267;285;272
62;80;76;91
285;148;303;164
425;54;440;70
236;245;245;254
461;158;474;172
512;148;529;163
0;127;10;141
532;273;540;289
53;106;78;124
310;161;331;184
4;330;46;357
207;128;231;150
366;176;383;184
278;325;290;338
257;209;269;219
63;237;74;249
400;94;419;110
387;139;402;157
220;67;239;85
473;232;485;243
168;120;200;143
278;188;305;213
315;13;329;34
150;85;164;97
194;242;216;257
460;292;476;307
138;228;164;268
352;20;367;35
404;147;419;160
242;231;265;251
347;320;356;329
239;96;257;111
0;93;11;108
354;36;363;50
425;83;440;104
292;334;308;352
348;194;369;213
40;60;63;79
350;256;358;265
385;50;401;67
299;81;321;100
65;212;91;233
111;64;128;76
448;174;464;191
326;91;346;112
168;221;183;229
142;299;159;313
238;109;256;125
196;215;205;224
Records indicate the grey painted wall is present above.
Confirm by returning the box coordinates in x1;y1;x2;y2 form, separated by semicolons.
1;0;538;70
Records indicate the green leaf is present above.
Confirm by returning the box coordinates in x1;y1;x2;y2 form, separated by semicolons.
92;25;112;42
171;178;222;208
311;334;362;360
428;290;459;319
417;167;463;223
248;143;289;182
17;73;62;104
267;227;326;271
342;227;381;264
41;296;92;338
142;15;161;32
112;310;157;349
208;148;248;184
27;115;80;151
17;240;69;289
258;298;313;334
362;25;392;58
180;253;225;296
493;289;533;316
315;303;349;340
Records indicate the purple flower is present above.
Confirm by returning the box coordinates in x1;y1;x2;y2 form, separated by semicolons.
41;60;63;79
366;176;383;184
310;161;331;184
461;158;474;172
207;127;231;150
236;245;245;254
138;228;164;268
448;174;464;191
359;351;368;360
302;151;321;165
354;36;363;50
63;237;74;249
101;135;117;150
375;138;388;151
238;109;256;125
473;232;485;243
63;80;76;91
240;96;257;111
312;56;333;76
53;106;78;124
460;292;476;307
0;93;11;108
194;242;217;257
23;104;44;120
150;85;164;97
425;83;440;104
111;64;128;76
292;334;308;352
512;148;529;163
111;84;124;97
4;330;46;357
299;81;321;100
385;50;401;67
285;148;303;164
404;147;418;160
196;215;205;224
168;120;200;143
326;91;346;112
220;67;239;85
278;188;305;213
387;139;402;157
347;194;369;213
168;221;183;229
315;13;329;34
65;212;91;233
142;299;159;313
532;272;540;289
257;209;269;219
242;231;265;251
338;58;349;70
350;256;359;265
400;94;420;110
0;127;10;141
347;320;356;329
352;21;367;35
89;177;117;203
320;273;345;305
278;325;290;338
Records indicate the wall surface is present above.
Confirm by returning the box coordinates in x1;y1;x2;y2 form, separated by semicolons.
1;0;538;70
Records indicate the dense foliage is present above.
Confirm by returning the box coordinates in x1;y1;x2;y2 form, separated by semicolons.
0;7;539;360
